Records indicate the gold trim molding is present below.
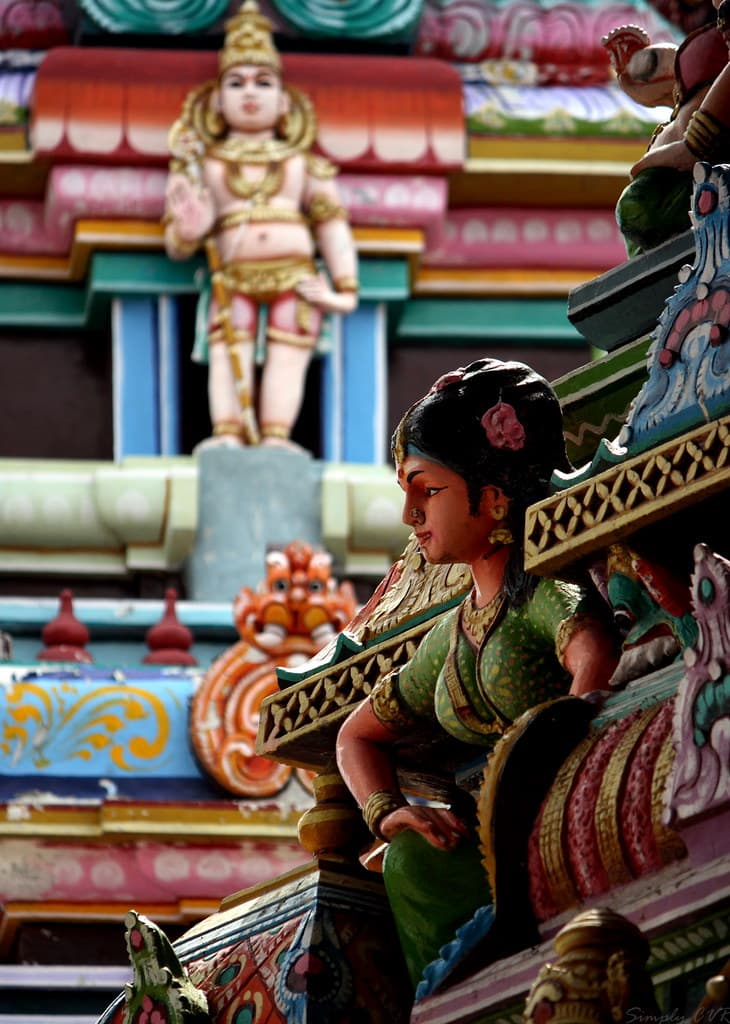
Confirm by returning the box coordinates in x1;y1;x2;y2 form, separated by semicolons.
525;416;730;575
256;615;441;768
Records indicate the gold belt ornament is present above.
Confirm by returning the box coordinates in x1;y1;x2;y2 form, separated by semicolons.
214;206;307;232
221;257;316;302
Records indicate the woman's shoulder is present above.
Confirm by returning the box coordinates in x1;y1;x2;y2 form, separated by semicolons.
531;575;584;605
399;603;461;679
515;575;587;636
418;602;461;651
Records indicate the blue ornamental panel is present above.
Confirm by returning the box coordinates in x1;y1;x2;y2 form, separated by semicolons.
272;0;424;39
77;0;230;34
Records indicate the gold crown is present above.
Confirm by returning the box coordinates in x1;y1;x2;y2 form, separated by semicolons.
219;0;281;76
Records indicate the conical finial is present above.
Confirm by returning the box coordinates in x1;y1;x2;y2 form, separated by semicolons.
38;589;93;663
143;588;196;666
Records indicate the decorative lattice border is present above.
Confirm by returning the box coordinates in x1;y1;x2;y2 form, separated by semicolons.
256;616;443;766
525;416;730;575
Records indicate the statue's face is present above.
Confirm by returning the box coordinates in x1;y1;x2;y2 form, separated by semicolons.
218;64;288;133
396;455;502;566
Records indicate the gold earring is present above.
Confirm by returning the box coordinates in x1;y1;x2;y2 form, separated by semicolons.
492;504;506;520
489;526;514;546
204;105;226;137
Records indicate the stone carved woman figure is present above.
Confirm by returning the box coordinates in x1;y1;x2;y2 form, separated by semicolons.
164;1;358;447
336;359;618;990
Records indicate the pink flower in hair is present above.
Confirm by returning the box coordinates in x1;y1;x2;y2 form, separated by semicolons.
430;367;466;393
481;401;526;451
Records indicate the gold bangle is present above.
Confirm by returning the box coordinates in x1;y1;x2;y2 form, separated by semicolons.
167;223;200;256
684;109;729;161
334;276;358;293
362;790;407;840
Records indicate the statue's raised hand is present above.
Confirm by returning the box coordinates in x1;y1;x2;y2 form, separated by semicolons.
165;172;214;243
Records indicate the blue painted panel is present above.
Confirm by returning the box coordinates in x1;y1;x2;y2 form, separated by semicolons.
113;298;160;458
320;315;343;463
0;668;200;777
157;296;181;456
342;302;386;464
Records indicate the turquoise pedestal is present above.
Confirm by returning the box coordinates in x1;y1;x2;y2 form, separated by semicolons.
186;446;324;602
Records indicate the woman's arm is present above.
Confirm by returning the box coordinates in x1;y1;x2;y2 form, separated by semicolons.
336;698;469;849
563;621;619;697
632;61;730;177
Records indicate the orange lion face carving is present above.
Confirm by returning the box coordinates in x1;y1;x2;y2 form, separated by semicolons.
191;541;357;798
233;541;357;651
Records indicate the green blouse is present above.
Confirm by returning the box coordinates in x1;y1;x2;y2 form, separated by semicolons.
376;577;586;746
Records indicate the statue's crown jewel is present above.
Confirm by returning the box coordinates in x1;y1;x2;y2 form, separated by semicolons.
220;0;281;76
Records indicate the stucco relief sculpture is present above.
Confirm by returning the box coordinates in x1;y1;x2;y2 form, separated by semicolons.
164;0;358;449
604;4;730;255
335;359;619;994
191;540;356;796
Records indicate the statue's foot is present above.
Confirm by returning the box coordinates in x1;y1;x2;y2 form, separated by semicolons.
261;435;306;454
194;433;244;454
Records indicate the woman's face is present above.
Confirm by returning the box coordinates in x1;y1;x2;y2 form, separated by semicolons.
397;455;501;566
218;64;287;134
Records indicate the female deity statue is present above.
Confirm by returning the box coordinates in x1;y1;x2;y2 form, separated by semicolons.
336;359;619;990
164;1;358;448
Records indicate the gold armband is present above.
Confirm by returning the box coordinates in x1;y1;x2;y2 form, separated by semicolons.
370;671;416;734
684;109;730;161
334;276;358;293
306;152;338;180
362;790;407;840
308;192;348;225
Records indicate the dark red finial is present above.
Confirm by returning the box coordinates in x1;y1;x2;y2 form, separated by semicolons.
143;588;197;666
38;589;93;663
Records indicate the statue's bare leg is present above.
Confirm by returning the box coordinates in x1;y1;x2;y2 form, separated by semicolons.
259;292;322;449
201;294;258;448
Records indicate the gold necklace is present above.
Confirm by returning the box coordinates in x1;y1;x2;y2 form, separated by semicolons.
225;160;284;203
460;587;505;646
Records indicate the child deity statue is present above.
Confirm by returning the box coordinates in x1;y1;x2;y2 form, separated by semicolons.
164;0;358;448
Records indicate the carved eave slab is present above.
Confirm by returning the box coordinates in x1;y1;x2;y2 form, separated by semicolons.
258;615;437;770
524;414;730;576
568;229;695;351
258;542;471;779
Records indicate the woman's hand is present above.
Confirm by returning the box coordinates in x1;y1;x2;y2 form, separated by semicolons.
379;804;470;850
631;140;696;178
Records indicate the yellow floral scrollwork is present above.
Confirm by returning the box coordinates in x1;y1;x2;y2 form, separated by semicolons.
0;682;169;772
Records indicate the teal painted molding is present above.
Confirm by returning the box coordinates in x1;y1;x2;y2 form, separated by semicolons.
358;258;409;300
272;0;423;39
397;299;588;345
551;333;653;402
0;254;406;329
77;0;228;34
0;595;235;667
